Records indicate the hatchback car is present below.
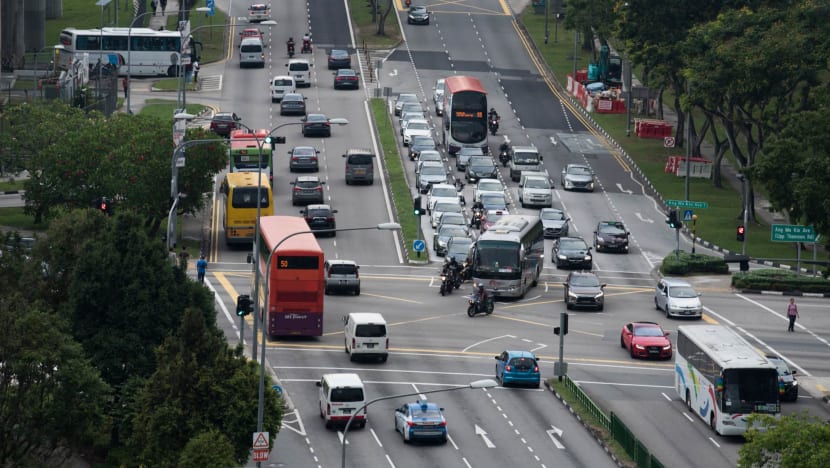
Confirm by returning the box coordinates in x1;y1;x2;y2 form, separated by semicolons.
766;354;798;402
324;259;360;295
561;164;595;191
594;221;630;253
398;102;425;120
394;93;419;116
430;200;464;229
333;68;359;89
415;161;449;193
409;137;437;161
302;114;332;137
327;49;351;69
288;146;319;172
563;271;605;310
654;278;702;319
494;350;541;387
280;93;307;116
540;208;570;238
407;6;431;24
433;225;469;255
455;147;486;171
290;175;325;205
210;112;241;137
394;400;448;443
552;236;592;269
620;322;672;359
427;183;460;212
300;204;338;236
465;156;498;182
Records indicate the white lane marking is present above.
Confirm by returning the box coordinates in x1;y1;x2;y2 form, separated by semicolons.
385;454;397;468
616;183;633;194
474;424;496;448
462;334;516;352
661;392;673;402
546;425;565;449
411;383;426;401
462;457;472;468
370;428;383;447
634;212;654;223
281;409;307;436
337;431;349;445
448;433;460;450
709;437;721;448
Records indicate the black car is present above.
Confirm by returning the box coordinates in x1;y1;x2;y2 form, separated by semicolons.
766;354;798;402
465;156;498;182
280;93;307;116
408;136;437;160
594;221;630;253
302;114;332;137
540;208;570;238
333;68;360;89
209;112;241;137
456;147;486;171
327;49;351;70
407;6;430;24
552;236;592;269
300;204;338;236
288;146;320;172
563;271;605;310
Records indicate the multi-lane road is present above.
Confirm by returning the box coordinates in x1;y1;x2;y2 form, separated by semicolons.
189;0;830;467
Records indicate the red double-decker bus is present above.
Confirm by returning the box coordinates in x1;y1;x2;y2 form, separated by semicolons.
256;216;325;337
442;75;488;155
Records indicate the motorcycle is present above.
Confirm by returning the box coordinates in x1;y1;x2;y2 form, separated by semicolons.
302;38;313;54
498;143;510;167
459;262;472;282
488;117;499;136
439;275;453;296
471;208;484;229
467;290;494;317
287;42;295;58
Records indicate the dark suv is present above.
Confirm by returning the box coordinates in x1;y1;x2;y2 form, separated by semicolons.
300;204;338;236
563;271;606;310
290;176;325;205
552;236;592;269
594;221;630;253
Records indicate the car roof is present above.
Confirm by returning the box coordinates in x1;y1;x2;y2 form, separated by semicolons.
448;236;472;245
569;271;599;279
420;161;443;168
661;277;693;286
328;259;358;266
541;208;564;214
430;183;456;190
632;321;661;327
322;373;363;387
406;400;441;411
296;175;321;182
306;113;327;119
512;146;538;152
330;49;349;55
283;93;304;100
336;68;356;74
305;204;331;210
215;112;234;118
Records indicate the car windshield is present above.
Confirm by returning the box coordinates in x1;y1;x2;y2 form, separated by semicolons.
599;224;626;234
337;70;356;76
541;210;565;221
513;151;538;163
296;180;320;188
412;7;427;14
412;137;434;146
471;161;494;170
525;178;550;189
306;208;331;217
634;325;664;337
293;147;316;156
509;357;536;370
485;212;506;223
568;166;592;175
481;195;506;207
420;152;442;162
478;180;502;191
331;50;348;58
559;239;587;250
397;94;418;105
570;275;600;287
441;214;465;225
432;187;456;198
767;358;792;375
448;240;472;253
306;115;327;122
434;202;461;213
407;122;429;131
215;114;234;121
441;227;467;237
420;166;445;176
410;407;442;419
669;286;697;298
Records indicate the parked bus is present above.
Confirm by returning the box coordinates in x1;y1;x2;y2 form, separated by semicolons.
675;325;780;436
57;27;198;77
468;215;544;298
255;216;325;337
442;75;488;155
229;129;273;186
219;172;274;245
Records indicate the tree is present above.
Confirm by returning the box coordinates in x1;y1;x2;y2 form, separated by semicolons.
129;309;284;466
739;413;830;467
178;430;237;468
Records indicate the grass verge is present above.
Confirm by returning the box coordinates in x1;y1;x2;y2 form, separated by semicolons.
370;98;418;260
348;0;402;49
138;99;205;120
0;179;25;192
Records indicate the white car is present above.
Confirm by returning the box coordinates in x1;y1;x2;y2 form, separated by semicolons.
416;150;443;174
474;178;505;202
427;183;461;212
431;200;464;228
400;113;427;135
433;78;445;115
402;120;432;146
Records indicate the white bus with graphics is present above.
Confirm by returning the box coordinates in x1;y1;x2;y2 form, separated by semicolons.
468;215;544;298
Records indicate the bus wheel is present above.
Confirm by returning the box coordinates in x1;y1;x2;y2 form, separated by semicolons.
709;413;718;434
685;390;692;411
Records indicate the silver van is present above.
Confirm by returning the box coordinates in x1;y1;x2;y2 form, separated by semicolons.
342;149;374;185
239;37;265;68
509;146;543;182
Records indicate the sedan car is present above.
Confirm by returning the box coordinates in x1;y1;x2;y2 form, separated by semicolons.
465;156;498;182
288;146;319;172
561;164;595;191
301;114;332;137
427;183;460;211
766;354;798;402
409;137;437;161
398;102;424;119
479;209;508;233
540;208;570;238
495;350;541;387
446;236;473;263
290;175;325;205
479;192;508;212
333;68;360;89
436;212;470;237
327;49;351;69
431;200;464;229
279;93;306;116
394;401;448;443
456;147;486;171
415;161;448;193
620;322;672;359
300;204;337;236
594;220;630;253
433;225;469;255
433;78;445;115
416;150;443;173
394;93;419;116
402;120;432;146
552;236;592;269
563;271;605;310
474;178;504;202
210;112;241;137
407;6;430;24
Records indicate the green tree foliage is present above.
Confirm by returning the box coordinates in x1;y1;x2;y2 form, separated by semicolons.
739;413;830;467
178;430;237;468
129;309;284;466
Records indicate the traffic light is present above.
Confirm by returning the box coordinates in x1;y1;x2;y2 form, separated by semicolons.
554;313;569;336
736;225;745;242
413;196;424;216
666;209;682;229
272;136;286;144
95;197;113;215
264;136;272;144
236;294;252;317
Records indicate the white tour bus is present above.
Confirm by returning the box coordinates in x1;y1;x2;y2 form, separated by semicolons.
469;215;544;298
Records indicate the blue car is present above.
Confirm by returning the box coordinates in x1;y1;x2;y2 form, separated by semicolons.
394;401;448;443
495;350;541;387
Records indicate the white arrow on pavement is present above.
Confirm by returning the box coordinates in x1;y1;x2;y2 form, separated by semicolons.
546;425;565;449
337;431;350;445
474;424;496;448
550;136;558;146
635;212;654;223
616;183;633;194
389;69;398;77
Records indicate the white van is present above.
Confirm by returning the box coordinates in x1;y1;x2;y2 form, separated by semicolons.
287;58;312;87
344;313;388;362
316;373;367;428
270;75;296;102
239;37;265;68
509;146;543;182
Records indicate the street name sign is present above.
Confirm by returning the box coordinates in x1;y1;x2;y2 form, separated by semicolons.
665;199;708;209
771;224;817;242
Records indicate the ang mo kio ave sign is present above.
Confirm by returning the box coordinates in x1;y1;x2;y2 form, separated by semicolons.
771;224;817;243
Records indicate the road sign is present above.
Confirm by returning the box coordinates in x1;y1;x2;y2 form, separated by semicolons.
253;449;268;462
665;199;708;209
413;239;425;252
771;224;817;243
252;431;269;450
663;137;675;148
683;210;693;222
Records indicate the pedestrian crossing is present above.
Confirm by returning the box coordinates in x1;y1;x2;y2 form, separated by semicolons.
198;75;223;92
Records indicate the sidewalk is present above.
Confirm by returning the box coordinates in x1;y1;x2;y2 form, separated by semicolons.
148;0;179;31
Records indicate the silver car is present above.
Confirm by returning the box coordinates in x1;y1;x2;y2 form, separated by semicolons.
433;225;469;255
561;164;595;191
288;146;320;172
540;208;570;238
324;260;360;295
431;200;464;228
394;93;419;116
416;161;449;193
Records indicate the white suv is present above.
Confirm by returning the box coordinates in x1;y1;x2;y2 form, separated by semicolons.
655;278;703;319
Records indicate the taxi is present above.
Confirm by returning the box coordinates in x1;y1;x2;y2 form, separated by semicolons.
248;3;270;23
393;401;448;443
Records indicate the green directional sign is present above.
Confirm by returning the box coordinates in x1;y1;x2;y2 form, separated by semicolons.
665;199;708;209
771;224;817;242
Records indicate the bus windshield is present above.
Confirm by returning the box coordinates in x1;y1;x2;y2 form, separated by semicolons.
474;240;520;276
232;187;270;208
722;369;780;414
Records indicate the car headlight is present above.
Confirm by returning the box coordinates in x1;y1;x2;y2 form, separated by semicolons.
584;255;592;261
596;236;605;242
593;291;604;299
634;344;645;350
791;380;798;387
568;290;578;299
663;345;672;350
557;254;566;260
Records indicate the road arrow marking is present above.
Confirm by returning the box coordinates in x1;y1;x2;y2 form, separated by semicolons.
635;212;654;223
616;183;633;194
337;431;350;445
550;136;558;146
546;425;565;449
389;69;398;77
475;424;496;448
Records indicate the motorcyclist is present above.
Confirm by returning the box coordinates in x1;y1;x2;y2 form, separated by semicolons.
443;256;459;280
302;33;312;52
488;107;500;122
473;284;488;307
287;37;295;55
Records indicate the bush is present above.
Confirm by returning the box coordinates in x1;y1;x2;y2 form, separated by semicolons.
659;252;729;275
732;269;830;293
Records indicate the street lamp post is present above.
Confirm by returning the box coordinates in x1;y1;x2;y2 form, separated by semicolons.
259;223;401;468
737;173;748;256
126;10;155;114
96;0;113;99
340;379;497;468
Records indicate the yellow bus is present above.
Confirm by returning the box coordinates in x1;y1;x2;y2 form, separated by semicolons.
220;172;274;245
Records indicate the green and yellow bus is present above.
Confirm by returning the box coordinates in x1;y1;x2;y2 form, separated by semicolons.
229;129;273;187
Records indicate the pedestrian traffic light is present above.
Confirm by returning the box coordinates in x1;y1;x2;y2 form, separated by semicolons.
413;196;424;216
736;225;745;242
236;294;252;317
666;209;682;229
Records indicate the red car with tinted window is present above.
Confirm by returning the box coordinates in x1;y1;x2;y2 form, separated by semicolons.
620;321;672;359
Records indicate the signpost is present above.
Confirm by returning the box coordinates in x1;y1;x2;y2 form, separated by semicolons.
252;431;269;463
665;199;708;209
771;224;817;243
682;210;693;222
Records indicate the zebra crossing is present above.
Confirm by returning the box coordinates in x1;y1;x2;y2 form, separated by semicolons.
197;75;223;92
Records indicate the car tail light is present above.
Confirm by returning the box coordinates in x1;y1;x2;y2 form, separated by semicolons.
505;365;512;372
534;365;539;372
291;156;299;161
293;186;302;192
326;216;334;222
323;122;330;128
311;156;318;161
437;421;447;427
352;338;355;349
327;268;332;278
407;421;415;427
326;403;331;415
314;186;323;192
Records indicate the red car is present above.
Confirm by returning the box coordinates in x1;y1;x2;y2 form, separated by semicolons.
620;322;672;359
